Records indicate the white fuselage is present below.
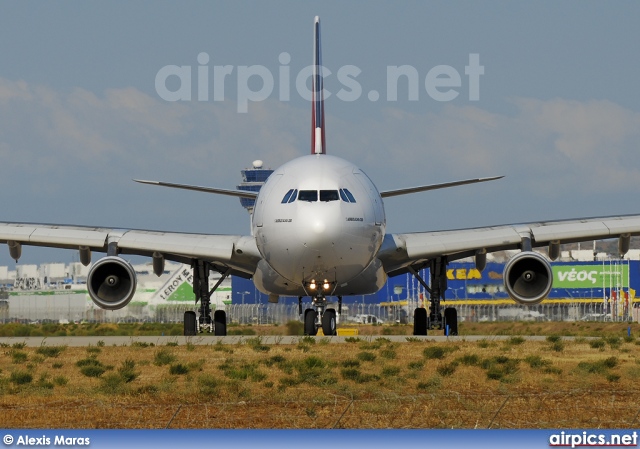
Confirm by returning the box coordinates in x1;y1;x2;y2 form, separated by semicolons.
251;154;387;297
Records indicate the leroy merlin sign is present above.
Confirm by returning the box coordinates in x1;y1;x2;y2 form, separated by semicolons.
552;264;629;288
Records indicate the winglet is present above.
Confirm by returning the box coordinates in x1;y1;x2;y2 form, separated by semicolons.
311;16;326;155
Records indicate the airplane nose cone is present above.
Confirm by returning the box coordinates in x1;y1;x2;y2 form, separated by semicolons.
311;219;326;234
299;208;338;249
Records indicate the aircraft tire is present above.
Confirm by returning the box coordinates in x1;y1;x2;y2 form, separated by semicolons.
214;310;227;336
413;308;427;336
444;307;458;336
304;309;318;336
184;311;197;336
322;309;337;336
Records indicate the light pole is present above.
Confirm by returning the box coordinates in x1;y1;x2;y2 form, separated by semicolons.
238;291;250;305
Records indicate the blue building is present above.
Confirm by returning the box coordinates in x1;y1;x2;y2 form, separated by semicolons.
231;259;639;307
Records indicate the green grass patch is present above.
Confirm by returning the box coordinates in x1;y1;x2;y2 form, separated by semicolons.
10;370;33;385
10;350;28;364
357;351;377;362
381;366;401;377
36;345;66;358
169;363;190;375
436;362;458;377
154;349;177;366
455;354;480;366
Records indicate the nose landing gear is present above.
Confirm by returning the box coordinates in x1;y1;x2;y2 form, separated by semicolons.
301;295;340;336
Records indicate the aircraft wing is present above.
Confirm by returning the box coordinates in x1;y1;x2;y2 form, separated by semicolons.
0;222;261;277
378;214;640;276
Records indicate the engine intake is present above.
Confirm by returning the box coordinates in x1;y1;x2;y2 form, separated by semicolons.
503;251;552;305
87;256;137;310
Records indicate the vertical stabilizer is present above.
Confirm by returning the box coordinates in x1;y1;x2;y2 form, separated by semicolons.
311;16;326;154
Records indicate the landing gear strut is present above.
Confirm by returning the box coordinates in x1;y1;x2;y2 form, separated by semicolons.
302;295;340;336
184;260;230;336
409;257;458;336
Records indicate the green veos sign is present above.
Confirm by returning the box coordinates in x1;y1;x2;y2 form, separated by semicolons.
552;264;629;288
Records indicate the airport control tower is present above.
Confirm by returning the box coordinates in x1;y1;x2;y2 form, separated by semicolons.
237;160;273;214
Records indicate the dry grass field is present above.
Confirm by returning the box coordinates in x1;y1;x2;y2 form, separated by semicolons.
1;321;640;429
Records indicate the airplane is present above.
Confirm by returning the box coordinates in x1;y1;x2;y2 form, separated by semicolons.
3;16;640;337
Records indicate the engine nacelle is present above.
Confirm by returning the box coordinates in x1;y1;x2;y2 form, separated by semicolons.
87;256;137;310
503;251;552;305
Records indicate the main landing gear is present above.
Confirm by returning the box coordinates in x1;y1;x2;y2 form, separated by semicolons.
300;295;341;336
409;257;458;336
184;260;230;336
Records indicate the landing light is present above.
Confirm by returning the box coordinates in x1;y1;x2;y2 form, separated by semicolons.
309;280;317;290
323;280;331;291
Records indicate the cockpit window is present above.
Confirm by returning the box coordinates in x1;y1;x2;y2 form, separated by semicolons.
340;188;357;203
281;189;298;203
319;190;339;202
298;190;318;202
281;189;295;203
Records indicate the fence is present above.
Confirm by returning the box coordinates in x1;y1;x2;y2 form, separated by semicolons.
1;296;637;325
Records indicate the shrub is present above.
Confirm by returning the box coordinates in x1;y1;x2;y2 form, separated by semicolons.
76;357;102;368
525;355;550;369
10;350;28;364
577;358;618;375
606;336;622;349
437;362;458;377
408;361;424;370
169;364;189;375
118;359;138;383
486;367;504;380
342;359;360;368
53;376;68;386
10;370;33;385
380;348;397;360
341;368;361;381
80;365;106;378
417;376;441;390
456;354;480;366
607;373;621;382
381;366;401;377
302;356;326;370
263;355;287;367
285;320;304;335
154;349;176;366
198;374;220;395
248;342;270;353
36;345;66;358
423;346;447;360
99;373;126;393
357;351;376;362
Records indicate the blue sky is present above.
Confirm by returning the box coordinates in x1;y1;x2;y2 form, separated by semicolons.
1;1;640;265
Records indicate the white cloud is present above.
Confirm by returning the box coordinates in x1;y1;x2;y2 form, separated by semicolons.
0;77;639;234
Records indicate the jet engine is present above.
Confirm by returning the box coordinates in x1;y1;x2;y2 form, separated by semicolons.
87;256;137;310
503;251;552;305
